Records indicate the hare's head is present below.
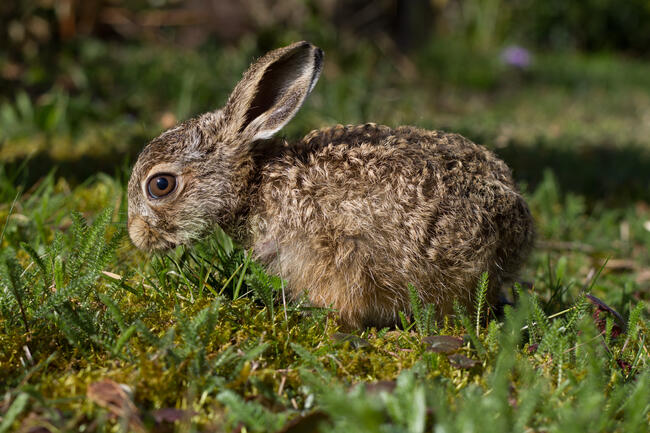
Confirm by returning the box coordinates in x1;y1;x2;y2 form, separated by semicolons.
127;41;323;251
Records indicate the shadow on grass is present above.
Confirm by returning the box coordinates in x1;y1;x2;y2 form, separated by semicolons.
494;139;650;206
3;151;138;192
4;138;650;206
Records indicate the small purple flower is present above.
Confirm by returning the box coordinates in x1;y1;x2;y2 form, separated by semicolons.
501;45;532;69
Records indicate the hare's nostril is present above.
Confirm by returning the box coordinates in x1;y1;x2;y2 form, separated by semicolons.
128;215;151;249
128;215;177;251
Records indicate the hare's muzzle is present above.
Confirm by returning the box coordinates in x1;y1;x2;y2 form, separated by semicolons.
127;214;175;251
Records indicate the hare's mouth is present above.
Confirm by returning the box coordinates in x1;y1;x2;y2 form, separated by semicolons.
127;215;178;251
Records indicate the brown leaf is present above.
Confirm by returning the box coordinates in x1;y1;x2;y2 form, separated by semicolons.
363;380;397;394
616;358;632;375
447;354;478;369
87;379;144;432
277;411;330;433
19;413;53;433
151;408;192;424
527;343;539;355
586;294;626;338
331;332;370;349
422;335;463;354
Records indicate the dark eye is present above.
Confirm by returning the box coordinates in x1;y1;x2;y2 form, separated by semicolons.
147;174;177;198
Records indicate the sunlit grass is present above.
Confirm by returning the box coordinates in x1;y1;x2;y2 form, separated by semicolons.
1;37;649;432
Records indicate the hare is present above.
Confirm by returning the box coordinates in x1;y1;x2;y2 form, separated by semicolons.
127;41;535;328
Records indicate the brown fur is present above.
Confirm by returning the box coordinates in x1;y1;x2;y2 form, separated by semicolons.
127;42;535;328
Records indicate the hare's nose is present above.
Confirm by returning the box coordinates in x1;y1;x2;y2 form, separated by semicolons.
128;215;176;251
127;215;148;249
128;215;162;251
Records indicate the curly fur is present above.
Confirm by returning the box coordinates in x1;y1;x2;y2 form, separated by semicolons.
127;41;535;328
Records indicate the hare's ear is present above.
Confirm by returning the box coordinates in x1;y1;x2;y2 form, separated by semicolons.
222;41;323;142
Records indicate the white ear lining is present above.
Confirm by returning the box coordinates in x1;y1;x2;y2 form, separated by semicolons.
246;91;307;141
251;128;281;141
248;109;292;141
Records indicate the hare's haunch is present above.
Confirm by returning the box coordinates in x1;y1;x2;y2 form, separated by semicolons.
127;41;534;328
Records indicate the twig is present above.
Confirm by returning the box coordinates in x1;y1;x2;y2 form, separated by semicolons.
521;306;576;331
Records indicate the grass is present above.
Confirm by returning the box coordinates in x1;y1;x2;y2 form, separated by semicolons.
1;37;649;432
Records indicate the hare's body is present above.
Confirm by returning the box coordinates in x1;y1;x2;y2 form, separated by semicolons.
247;124;533;327
127;41;534;328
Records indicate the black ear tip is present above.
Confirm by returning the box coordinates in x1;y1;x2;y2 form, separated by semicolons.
313;48;324;72
314;47;324;64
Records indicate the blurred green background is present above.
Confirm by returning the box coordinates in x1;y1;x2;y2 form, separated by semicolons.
2;0;650;204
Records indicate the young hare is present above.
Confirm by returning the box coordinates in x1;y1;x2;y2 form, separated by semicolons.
128;41;534;328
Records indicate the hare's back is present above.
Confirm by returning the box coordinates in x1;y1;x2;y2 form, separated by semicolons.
302;124;513;181
259;124;524;244
298;124;517;202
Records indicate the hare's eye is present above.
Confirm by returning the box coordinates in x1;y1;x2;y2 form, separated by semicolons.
147;174;176;199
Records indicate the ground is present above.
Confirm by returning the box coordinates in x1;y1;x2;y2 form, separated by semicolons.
0;38;649;432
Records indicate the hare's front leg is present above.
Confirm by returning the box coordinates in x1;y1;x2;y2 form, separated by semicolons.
254;234;403;328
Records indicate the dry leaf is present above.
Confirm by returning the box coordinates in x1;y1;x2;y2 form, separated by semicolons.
422;335;463;354
87;379;144;432
586;294;626;338
447;354;478;369
277;411;330;433
363;380;397;394
331;332;370;349
527;343;539;354
151;407;192;424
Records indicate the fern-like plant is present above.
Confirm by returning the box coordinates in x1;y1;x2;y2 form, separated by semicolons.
407;284;437;336
0;208;124;350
